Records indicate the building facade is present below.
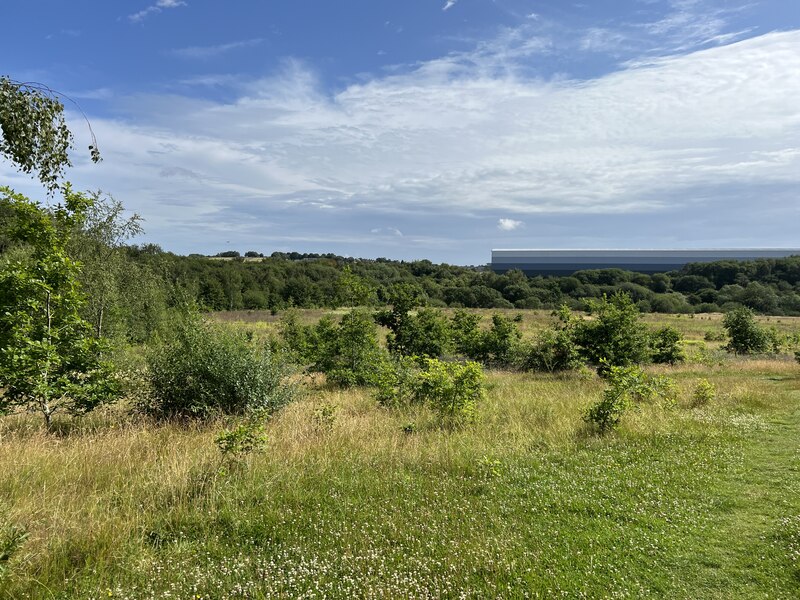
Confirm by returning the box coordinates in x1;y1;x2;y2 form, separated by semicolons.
491;249;800;275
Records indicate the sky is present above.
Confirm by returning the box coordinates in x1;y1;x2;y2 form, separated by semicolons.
1;0;799;265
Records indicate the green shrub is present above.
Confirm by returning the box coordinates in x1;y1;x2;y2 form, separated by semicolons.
374;356;417;408
575;292;651;374
519;305;582;372
795;349;800;364
650;326;685;364
450;311;521;366
279;311;315;364
450;310;483;358
520;328;582;372
145;315;294;420
584;364;674;433
312;402;338;432
479;314;522;366
704;330;726;342
722;307;773;355
402;308;453;358
375;357;486;425
215;422;268;460
412;358;486;425
311;310;387;387
692;379;716;407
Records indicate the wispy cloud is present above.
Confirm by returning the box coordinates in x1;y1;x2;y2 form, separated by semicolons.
23;25;799;259
371;227;404;237
498;219;524;231
443;0;458;12
129;0;186;23
171;38;264;59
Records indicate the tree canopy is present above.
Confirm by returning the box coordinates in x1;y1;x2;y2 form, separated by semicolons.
0;76;100;192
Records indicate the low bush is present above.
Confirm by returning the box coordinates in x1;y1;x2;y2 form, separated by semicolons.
520;327;582;372
450;310;483;358
412;358;486;425
375;356;486;425
479;314;522;366
449;311;521;366
692;379;716;407
145;315;295;419
374;355;418;408
311;310;387;387
574;293;652;374
723;307;775;355
215;422;268;461
704;330;726;342
584;364;675;433
650;326;685;364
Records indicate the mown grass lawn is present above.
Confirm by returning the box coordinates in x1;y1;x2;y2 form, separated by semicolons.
1;316;799;598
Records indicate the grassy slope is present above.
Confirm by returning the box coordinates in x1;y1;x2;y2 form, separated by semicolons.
0;315;798;598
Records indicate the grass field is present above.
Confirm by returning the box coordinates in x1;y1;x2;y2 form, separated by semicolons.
1;310;799;598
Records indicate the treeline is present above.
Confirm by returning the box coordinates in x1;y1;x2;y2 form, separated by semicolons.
127;247;800;316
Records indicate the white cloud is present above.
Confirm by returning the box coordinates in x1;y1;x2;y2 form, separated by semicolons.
171;38;264;59
443;1;458;12
10;29;798;258
371;227;404;237
129;0;186;23
498;219;524;231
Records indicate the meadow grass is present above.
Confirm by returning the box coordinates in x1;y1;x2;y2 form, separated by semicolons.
0;313;799;598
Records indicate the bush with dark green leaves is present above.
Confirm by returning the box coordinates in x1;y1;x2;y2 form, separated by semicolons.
722;307;775;355
650;326;685;364
450;310;483;358
376;290;452;357
479;314;521;366
278;311;317;365
574;292;651;374
310;309;388;387
145;315;294;419
519;306;582;372
374;355;418;408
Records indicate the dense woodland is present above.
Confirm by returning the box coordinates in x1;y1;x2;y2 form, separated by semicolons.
128;246;800;317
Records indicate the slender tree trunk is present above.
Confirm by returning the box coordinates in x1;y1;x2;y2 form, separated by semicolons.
41;290;53;429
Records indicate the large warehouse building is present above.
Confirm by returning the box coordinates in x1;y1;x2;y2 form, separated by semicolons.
491;249;800;276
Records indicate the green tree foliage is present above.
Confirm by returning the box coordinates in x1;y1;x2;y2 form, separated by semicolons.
0;187;119;426
375;356;486;425
399;308;452;358
375;284;452;357
584;364;675;433
450;310;483;358
650;326;685;365
519;306;582;372
479;314;521;365
310;310;387;387
0;77;100;192
119;249;800;317
574;292;652;373
722;307;775;355
336;265;376;307
144;313;294;420
65;193;169;344
412;358;485;425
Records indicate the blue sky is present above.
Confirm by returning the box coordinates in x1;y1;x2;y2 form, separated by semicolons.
2;0;799;264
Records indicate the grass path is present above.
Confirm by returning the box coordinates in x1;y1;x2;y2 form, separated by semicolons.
677;375;800;598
